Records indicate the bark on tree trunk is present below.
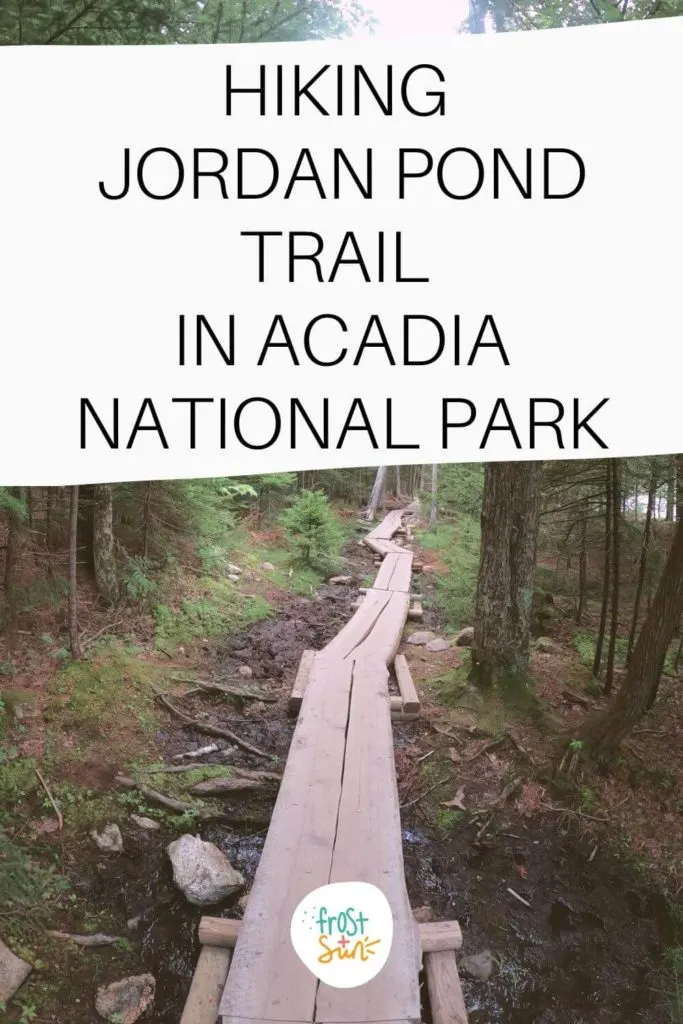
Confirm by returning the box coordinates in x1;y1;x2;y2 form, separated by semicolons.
365;466;387;521
626;463;657;665
592;462;612;679
470;461;542;689
143;482;153;560
576;513;587;625
604;461;621;696
666;456;676;521
92;484;119;603
3;487;27;630
429;464;438;527
676;454;683;522
68;485;81;660
576;514;683;761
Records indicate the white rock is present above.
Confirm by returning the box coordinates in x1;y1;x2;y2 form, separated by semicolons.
95;973;155;1023
238;665;253;679
454;627;475;647
0;936;32;1003
91;823;123;853
167;834;244;906
260;562;276;572
406;631;435;646
227;564;242;575
426;638;450;653
459;950;494;981
328;575;353;585
131;815;160;831
227;574;240;583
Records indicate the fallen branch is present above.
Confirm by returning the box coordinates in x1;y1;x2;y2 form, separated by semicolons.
475;813;495;842
35;767;63;832
196;681;277;703
47;931;121;947
115;775;234;822
507;887;531;908
464;736;506;764
81;618;127;650
561;688;590;708
505;731;536;765
400;776;450;810
172;744;220;760
491;776;523;809
153;691;271;760
189;777;266;796
540;802;608;823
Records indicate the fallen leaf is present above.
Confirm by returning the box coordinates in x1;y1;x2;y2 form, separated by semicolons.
518;865;528;879
442;786;466;810
448;747;460;763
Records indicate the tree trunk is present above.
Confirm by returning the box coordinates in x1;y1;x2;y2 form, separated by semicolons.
429;464;438;527
394;466;402;500
576;513;587;624
592;462;612;678
666;456;676;521
92;484;119;603
365;466;387;521
576;514;683;761
626;463;656;665
68;486;81;660
604;460;621;696
3;487;27;630
470;461;542;689
676;454;683;522
143;482;153;560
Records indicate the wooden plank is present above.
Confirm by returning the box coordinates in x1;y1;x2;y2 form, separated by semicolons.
407;600;423;621
352;592;410;668
392;711;420;723
287;649;316;713
424;951;469;1024
314;655;421;1024
418;920;463;952
394;654;420;714
387;552;413;594
374;552;402;590
201;917;461;953
219;656;354;1024
199;918;241;947
390;695;403;712
322;588;391;661
181;946;231;1024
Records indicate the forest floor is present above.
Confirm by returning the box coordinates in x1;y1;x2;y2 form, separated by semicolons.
1;509;682;1023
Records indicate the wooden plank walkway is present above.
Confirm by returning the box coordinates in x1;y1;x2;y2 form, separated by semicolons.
207;506;466;1024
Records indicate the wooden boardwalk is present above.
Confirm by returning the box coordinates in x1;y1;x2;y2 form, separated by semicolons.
182;508;467;1024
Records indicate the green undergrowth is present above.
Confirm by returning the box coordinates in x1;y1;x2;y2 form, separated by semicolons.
154;575;271;650
416;517;480;630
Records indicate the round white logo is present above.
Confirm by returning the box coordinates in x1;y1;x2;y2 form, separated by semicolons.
290;881;394;989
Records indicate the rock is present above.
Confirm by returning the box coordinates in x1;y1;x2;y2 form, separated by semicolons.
0;936;32;1003
406;631;434;646
423;565;437;574
227;574;240;583
167;834;244;906
126;915;142;932
91;823;123;853
237;892;250;912
131;815;160;831
459;949;494;981
426;638;450;653
260;561;275;572
95;973;156;1023
534;636;558;653
328;575;353;585
227;564;242;575
412;906;434;923
238;665;253;679
454;626;475;647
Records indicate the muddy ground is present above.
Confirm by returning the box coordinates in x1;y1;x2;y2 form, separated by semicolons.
6;527;679;1023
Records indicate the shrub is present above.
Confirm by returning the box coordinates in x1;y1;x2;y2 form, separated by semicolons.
279;490;343;572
